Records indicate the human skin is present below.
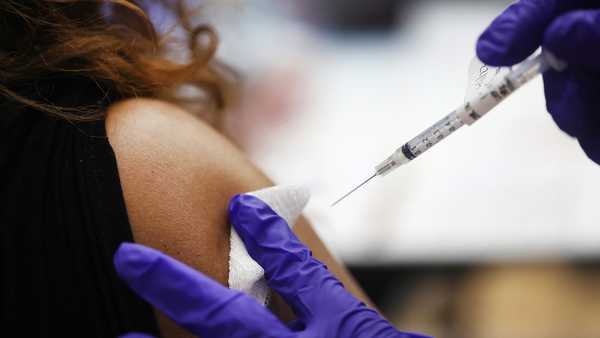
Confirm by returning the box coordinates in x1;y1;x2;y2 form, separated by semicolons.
106;99;371;338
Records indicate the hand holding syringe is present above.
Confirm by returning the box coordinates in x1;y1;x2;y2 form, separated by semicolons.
332;51;567;206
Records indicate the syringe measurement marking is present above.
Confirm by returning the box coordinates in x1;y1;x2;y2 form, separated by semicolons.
406;113;465;159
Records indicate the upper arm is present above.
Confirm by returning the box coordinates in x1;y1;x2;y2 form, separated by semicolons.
105;98;372;336
106;98;268;286
106;98;272;336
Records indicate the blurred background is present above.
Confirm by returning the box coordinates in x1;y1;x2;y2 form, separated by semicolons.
177;1;600;337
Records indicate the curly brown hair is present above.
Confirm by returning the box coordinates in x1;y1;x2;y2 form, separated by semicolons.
0;0;237;124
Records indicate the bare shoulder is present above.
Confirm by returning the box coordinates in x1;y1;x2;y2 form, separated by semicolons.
105;98;258;183
106;98;224;153
105;98;269;282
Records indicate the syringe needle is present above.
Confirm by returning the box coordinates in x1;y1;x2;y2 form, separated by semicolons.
331;173;377;207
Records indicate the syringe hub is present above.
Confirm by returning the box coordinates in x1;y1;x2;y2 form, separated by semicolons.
375;148;410;176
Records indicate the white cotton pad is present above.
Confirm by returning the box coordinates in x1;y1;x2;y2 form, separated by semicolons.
228;185;310;304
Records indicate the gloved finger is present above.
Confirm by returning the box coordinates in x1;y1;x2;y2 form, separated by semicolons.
543;67;600;138
118;333;156;338
229;194;330;317
543;9;600;71
477;0;587;66
114;243;291;338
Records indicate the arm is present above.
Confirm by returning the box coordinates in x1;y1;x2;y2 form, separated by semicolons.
112;194;429;338
105;98;371;337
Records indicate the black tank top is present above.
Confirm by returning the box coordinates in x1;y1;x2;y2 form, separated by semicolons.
0;80;160;336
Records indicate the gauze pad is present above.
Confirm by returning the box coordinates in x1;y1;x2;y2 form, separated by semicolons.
228;185;310;304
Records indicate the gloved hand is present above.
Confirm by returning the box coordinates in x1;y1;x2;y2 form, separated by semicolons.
477;0;600;164
114;194;431;338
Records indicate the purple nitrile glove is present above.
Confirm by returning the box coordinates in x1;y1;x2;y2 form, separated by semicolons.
114;193;431;338
477;0;600;164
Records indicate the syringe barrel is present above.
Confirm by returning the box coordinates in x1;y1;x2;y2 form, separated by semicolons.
402;111;465;160
376;111;465;176
398;56;543;165
459;53;545;125
375;52;562;177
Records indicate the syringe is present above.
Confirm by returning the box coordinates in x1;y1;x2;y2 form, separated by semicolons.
332;51;566;207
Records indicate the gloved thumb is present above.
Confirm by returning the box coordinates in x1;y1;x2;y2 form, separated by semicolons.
228;193;327;318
